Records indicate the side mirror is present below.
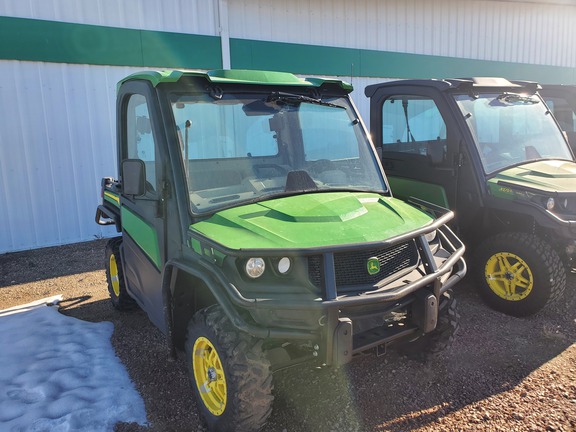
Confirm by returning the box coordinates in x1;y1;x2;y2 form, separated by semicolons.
122;159;146;196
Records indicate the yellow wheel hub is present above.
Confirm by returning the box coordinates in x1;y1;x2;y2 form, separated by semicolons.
193;336;227;416
109;254;120;297
485;252;533;301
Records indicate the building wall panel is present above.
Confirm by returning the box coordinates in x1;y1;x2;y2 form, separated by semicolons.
0;61;141;253
0;0;218;35
228;0;576;68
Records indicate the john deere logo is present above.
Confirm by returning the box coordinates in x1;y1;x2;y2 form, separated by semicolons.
367;257;380;275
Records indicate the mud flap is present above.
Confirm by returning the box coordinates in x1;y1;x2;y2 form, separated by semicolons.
332;318;353;367
412;291;438;334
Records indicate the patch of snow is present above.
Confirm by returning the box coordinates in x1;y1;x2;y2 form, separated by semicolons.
0;295;63;317
0;297;147;431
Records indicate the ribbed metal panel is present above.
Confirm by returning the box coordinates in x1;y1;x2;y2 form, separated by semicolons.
0;61;141;253
1;0;218;35
229;0;576;68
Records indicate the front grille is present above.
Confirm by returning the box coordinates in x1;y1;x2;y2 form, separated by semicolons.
308;241;420;290
308;255;323;288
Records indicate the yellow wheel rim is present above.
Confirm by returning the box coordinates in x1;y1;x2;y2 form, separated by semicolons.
109;254;120;297
193;336;227;416
485;252;533;301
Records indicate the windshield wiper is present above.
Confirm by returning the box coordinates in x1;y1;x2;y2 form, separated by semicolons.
267;92;345;109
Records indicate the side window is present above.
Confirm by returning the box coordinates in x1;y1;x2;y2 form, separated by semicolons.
543;96;576;133
381;95;447;162
126;94;156;192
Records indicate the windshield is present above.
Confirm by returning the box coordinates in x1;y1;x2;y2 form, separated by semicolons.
169;91;386;213
454;92;573;174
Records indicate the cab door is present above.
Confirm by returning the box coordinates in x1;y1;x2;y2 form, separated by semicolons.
117;81;167;331
369;84;483;234
370;86;461;208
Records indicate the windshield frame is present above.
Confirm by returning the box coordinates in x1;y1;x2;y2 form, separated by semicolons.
164;86;388;215
453;91;574;175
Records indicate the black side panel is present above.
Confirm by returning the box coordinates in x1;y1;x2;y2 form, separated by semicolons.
122;233;166;333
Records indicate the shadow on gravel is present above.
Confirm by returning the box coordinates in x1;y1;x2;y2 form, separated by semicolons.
263;275;576;432
0;239;109;287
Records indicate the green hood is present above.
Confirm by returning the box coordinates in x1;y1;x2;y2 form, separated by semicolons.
190;192;433;250
488;160;576;195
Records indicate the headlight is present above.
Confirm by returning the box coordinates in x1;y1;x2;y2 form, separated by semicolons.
546;197;555;210
245;258;265;278
277;257;291;274
424;230;437;243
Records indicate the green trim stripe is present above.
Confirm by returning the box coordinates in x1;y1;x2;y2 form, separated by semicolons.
121;206;161;269
231;38;576;84
0;16;221;68
1;16;574;84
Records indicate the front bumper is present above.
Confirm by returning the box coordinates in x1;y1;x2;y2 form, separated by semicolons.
170;209;466;367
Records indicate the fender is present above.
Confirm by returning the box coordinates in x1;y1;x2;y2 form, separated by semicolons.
161;260;317;358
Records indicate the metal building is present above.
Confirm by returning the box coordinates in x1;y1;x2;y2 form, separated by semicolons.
1;0;575;253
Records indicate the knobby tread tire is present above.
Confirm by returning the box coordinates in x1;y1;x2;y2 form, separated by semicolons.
474;232;566;317
185;305;273;432
395;290;460;361
104;237;137;310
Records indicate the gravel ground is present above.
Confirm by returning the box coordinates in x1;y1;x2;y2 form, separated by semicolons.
1;239;576;432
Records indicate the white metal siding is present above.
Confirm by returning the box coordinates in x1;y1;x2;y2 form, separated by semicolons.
0;0;219;35
0;61;141;253
229;0;576;68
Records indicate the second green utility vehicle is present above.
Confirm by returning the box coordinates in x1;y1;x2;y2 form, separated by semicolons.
96;69;466;431
366;77;576;317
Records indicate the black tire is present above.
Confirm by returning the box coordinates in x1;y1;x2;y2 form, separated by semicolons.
395;290;460;360
105;237;137;310
474;232;566;317
185;305;273;432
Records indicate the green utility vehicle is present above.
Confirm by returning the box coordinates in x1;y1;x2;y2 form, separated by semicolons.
96;69;466;432
539;84;576;153
366;77;576;317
